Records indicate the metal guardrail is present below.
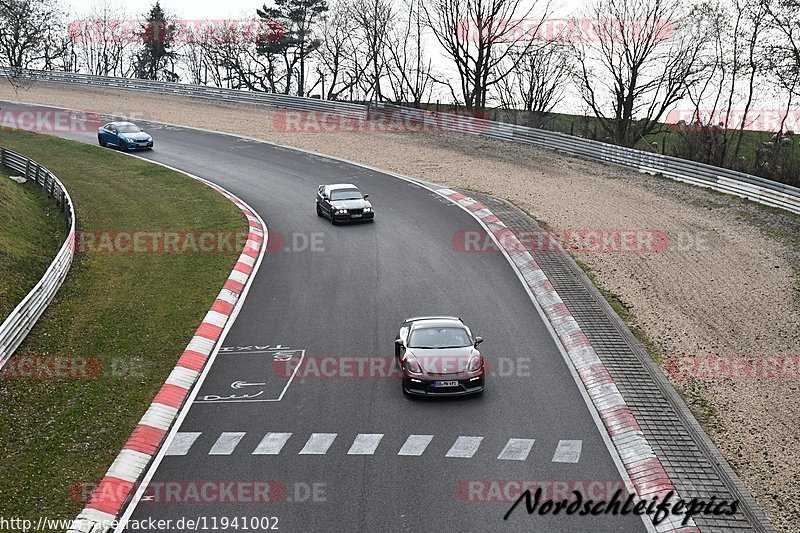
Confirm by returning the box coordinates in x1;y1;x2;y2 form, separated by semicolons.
4;67;800;215
0;147;75;369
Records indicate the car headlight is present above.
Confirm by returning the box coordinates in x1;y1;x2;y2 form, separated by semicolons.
363;207;373;213
467;356;483;372
405;355;423;375
335;209;348;214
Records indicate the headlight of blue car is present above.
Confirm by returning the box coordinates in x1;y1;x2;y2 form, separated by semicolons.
335;209;348;214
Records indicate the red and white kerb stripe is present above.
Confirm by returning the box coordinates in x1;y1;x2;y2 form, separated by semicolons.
437;188;698;533
69;180;265;533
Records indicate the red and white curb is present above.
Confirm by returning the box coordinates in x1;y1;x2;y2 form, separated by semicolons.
68;180;265;533
437;188;698;533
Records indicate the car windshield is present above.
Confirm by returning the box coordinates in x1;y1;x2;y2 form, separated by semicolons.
330;188;362;201
117;124;142;133
408;327;471;349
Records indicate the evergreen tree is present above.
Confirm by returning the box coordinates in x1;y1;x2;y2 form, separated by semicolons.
257;0;328;95
135;1;177;81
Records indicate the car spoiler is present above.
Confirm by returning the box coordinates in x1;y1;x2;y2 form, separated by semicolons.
402;316;462;324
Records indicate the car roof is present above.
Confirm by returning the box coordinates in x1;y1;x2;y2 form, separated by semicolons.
324;183;359;191
409;318;465;329
108;121;138;127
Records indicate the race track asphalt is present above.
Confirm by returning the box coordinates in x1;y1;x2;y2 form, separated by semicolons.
2;101;648;533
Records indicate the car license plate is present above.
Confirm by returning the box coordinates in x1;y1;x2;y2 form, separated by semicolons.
351;214;362;218
433;380;459;387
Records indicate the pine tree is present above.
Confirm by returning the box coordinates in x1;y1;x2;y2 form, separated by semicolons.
257;0;328;95
135;1;177;81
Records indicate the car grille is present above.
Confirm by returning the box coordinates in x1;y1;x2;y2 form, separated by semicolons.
349;208;363;215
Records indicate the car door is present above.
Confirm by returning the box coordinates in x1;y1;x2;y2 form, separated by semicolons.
316;186;326;212
108;124;119;146
320;188;332;215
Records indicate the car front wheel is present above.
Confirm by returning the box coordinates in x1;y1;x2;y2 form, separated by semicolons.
316;204;323;217
98;136;106;147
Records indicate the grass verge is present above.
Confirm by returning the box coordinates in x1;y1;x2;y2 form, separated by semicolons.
0;129;245;521
0;164;67;322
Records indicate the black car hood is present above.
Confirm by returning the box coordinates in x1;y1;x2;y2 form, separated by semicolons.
405;347;478;374
330;198;371;210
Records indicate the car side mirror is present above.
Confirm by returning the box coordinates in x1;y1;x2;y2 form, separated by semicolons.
395;339;404;346
474;336;483;346
363;194;369;199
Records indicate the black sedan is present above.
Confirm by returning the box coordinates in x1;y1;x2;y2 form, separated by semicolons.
316;183;374;224
395;316;485;396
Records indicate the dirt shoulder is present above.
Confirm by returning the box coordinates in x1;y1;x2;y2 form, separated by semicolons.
2;80;798;531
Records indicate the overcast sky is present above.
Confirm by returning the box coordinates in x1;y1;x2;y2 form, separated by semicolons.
64;0;584;19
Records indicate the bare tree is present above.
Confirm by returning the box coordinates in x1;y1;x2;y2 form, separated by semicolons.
0;0;65;70
257;0;328;96
730;0;768;160
69;2;134;76
349;0;394;101
384;0;435;104
423;0;554;109
316;0;369;99
763;0;800;105
680;0;767;165
496;41;571;127
572;0;709;147
197;19;288;92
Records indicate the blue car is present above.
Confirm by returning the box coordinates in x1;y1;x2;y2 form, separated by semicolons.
98;121;153;151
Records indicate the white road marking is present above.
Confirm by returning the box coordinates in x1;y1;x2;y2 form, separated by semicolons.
397;435;434;456
299;433;338;455
497;438;535;461
164;432;582;463
164;432;201;456
209;432;246;455
445;436;483;458
552;440;583;463
192;350;305;403
253;432;292;455
347;434;384;455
